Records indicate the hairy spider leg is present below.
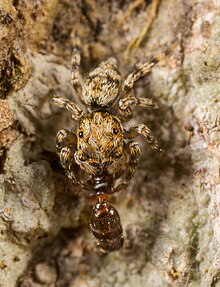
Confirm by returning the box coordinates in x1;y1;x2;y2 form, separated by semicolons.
124;124;162;151
71;32;82;92
118;96;158;119
53;97;85;121
122;58;159;98
56;129;80;184
111;141;141;193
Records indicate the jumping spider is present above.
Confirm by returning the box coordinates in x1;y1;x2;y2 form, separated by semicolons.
53;34;162;252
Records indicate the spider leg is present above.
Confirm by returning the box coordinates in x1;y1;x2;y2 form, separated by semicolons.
71;32;83;92
56;130;97;191
124;141;141;182
122;58;158;98
56;129;80;184
118;96;158;119
110;141;141;193
124;124;162;151
53;96;85;121
56;129;76;152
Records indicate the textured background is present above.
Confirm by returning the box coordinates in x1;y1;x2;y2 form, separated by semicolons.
0;0;220;286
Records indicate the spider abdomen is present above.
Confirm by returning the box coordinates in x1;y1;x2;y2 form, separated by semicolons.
90;201;124;252
82;58;122;108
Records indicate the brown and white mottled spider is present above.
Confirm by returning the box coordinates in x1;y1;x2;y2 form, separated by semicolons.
53;34;162;251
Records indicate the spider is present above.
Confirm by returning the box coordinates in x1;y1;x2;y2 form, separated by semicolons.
53;34;162;252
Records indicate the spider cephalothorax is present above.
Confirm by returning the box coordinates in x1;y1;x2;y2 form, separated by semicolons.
53;34;162;252
76;111;124;175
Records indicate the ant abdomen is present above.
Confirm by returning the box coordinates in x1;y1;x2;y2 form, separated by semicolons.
90;201;124;252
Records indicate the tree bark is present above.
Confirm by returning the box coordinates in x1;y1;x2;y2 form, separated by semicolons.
0;0;219;286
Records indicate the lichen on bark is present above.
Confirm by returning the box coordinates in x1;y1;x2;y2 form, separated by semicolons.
0;0;220;286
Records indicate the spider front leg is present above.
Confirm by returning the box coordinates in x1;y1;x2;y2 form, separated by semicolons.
124;124;162;152
56;129;79;184
111;141;141;193
125;141;141;182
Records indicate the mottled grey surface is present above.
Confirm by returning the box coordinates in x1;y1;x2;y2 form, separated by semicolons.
0;0;220;286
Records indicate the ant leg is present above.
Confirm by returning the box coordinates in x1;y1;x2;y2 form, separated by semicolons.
53;96;85;121
56;129;79;183
124;124;162;151
71;32;83;92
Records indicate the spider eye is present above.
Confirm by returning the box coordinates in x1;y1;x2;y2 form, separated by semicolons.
79;131;83;138
79;155;86;162
113;128;118;135
114;153;122;160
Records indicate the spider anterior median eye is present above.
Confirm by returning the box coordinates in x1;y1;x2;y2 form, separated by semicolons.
79;131;83;138
113;128;118;135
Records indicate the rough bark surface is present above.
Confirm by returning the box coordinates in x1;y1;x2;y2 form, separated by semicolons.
0;0;220;286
